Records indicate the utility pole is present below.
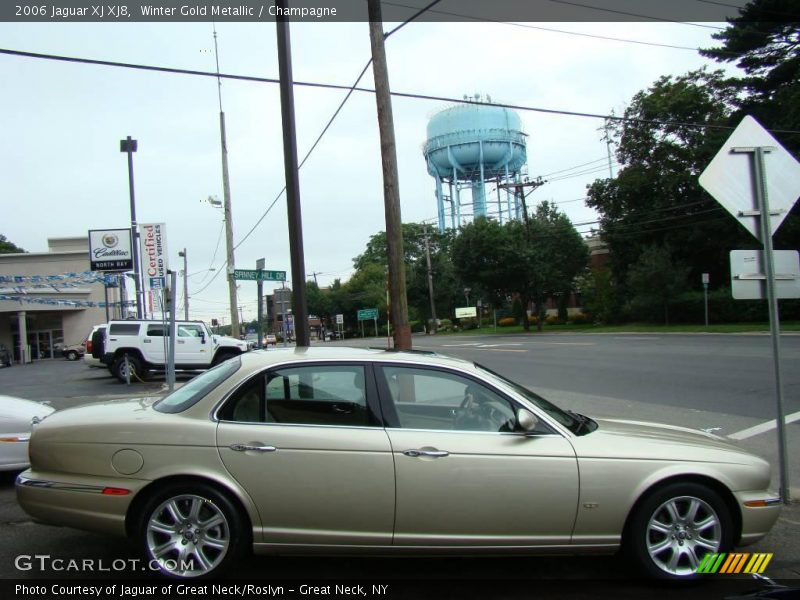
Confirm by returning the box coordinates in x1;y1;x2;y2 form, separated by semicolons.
498;177;545;224
368;0;411;350
256;258;265;348
276;0;310;347
424;226;437;334
212;27;240;340
178;249;188;320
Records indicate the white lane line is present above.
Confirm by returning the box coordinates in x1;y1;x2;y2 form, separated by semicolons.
728;410;800;440
487;349;528;353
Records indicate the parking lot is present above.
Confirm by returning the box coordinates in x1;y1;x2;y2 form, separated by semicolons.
0;333;798;592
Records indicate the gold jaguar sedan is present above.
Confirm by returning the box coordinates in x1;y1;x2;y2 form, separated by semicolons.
16;347;781;579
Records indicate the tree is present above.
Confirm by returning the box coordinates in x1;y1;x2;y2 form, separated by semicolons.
626;245;690;325
511;202;589;331
586;69;755;290
0;234;25;254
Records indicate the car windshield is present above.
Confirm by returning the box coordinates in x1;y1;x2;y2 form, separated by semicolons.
474;363;594;435
154;357;241;414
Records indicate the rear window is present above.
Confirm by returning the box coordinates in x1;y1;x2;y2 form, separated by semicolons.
109;323;141;336
154;357;241;413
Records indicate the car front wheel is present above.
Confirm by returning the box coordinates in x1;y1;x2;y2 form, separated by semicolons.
138;483;246;579
626;482;733;579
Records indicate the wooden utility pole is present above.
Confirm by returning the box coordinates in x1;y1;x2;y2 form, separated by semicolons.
368;0;411;350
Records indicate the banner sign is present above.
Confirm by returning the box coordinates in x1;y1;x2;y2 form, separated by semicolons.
88;229;133;272
455;307;477;318
140;223;169;313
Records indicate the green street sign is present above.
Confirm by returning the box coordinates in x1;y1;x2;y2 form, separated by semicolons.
234;269;286;282
357;308;379;321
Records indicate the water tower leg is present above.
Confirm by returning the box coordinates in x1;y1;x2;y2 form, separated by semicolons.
435;175;445;233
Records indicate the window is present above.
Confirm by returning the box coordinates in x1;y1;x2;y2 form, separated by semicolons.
146;324;167;337
219;364;374;427
155;357;241;414
178;324;204;338
109;323;141;336
376;366;518;433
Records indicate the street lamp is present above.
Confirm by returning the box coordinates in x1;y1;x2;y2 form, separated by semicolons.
178;249;188;320
120;136;143;319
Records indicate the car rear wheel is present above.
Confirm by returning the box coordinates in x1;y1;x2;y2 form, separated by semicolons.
65;350;80;361
113;355;144;382
138;483;245;579
626;482;733;579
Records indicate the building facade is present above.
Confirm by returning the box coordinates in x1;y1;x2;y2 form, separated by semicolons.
0;237;123;363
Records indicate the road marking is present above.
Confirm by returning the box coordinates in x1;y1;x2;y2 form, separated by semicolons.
487;348;528;353
528;342;595;346
728;410;800;440
440;343;482;347
614;336;660;341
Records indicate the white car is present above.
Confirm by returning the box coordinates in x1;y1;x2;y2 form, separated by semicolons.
0;396;55;471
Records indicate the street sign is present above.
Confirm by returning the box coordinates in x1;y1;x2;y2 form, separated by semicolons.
335;314;344;325
357;308;378;321
233;269;287;282
149;276;165;290
730;250;800;300
699;116;800;241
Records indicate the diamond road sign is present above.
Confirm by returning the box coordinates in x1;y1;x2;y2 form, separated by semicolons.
233;269;286;282
699;115;800;241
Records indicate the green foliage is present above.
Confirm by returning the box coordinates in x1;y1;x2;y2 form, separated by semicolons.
0;234;25;254
577;268;620;324
626;245;690;325
511;296;526;324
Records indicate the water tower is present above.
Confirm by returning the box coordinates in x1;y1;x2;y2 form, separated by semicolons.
423;96;528;232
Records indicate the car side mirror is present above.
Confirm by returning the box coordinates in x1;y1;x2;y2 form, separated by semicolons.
516;408;539;433
200;332;206;344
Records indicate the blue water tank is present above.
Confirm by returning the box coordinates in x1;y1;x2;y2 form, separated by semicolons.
424;104;527;180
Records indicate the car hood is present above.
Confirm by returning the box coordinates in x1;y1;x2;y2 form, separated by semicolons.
0;396;55;434
574;417;764;466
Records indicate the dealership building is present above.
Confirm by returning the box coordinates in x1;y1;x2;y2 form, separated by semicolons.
0;236;125;363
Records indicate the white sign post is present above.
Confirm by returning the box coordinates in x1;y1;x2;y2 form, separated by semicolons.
699;116;800;503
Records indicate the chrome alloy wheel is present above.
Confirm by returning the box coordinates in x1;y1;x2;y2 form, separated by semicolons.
145;494;230;577
646;495;722;576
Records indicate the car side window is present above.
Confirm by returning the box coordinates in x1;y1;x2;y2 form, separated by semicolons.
376;366;517;433
146;324;166;337
220;365;375;428
178;325;204;338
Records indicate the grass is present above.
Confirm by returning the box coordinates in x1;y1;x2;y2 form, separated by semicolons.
425;321;800;336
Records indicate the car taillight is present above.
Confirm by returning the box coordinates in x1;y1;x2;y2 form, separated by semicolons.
86;340;93;353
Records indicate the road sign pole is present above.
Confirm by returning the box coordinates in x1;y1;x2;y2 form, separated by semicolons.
749;146;790;504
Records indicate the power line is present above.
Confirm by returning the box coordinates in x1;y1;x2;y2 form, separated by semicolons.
546;0;725;30
9;47;800;136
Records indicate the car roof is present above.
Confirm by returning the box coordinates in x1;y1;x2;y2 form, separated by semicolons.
238;345;476;371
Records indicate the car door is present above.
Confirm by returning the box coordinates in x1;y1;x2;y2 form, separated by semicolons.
143;324;167;364
216;362;395;546
176;323;209;365
375;364;580;547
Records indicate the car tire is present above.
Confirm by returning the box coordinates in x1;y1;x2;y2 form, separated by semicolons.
626;482;733;580
137;482;247;579
65;350;80;361
113;355;143;382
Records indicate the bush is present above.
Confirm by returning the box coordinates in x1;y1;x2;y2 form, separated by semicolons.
498;317;516;327
568;312;590;325
439;319;453;332
459;317;478;330
545;315;563;325
528;315;539;325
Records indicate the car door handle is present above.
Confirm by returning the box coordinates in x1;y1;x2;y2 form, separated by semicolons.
229;443;276;453
403;449;449;458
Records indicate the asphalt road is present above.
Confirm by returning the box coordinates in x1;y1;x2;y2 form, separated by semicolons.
0;332;798;592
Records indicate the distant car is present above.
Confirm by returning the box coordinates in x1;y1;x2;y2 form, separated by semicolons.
265;334;277;346
16;348;781;580
61;343;85;361
0;396;54;471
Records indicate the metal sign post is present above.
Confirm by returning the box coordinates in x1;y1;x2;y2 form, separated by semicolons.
699;116;800;504
732;146;789;503
702;273;710;327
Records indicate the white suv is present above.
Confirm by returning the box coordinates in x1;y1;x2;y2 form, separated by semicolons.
93;320;249;382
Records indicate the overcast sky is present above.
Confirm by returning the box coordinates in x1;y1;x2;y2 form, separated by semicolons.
0;10;738;323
